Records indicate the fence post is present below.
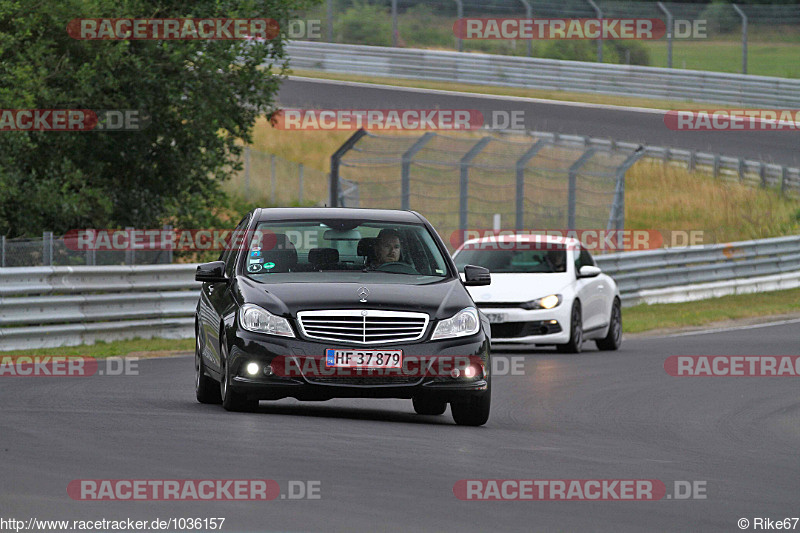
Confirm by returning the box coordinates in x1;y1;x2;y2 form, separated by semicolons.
244;146;251;195
459;137;492;234
270;154;276;205
327;0;334;42
391;0;398;47
1;235;5;268
587;0;603;62
519;0;532;57
657;2;673;68
125;227;134;265
299;163;304;204
401;132;436;210
330;129;368;207
515;139;548;230
164;225;173;264
568;149;597;230
454;0;463;52
732;4;748;75
43;231;53;266
609;147;645;249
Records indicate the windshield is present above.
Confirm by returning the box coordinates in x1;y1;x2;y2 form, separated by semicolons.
241;220;450;283
454;246;567;273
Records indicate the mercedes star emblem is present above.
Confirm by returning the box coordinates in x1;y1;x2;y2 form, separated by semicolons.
357;286;370;303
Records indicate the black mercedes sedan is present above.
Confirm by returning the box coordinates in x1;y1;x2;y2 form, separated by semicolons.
194;208;492;425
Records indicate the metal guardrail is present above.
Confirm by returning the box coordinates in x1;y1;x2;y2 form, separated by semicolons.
287;41;800;108
519;131;800;196
1;234;799;350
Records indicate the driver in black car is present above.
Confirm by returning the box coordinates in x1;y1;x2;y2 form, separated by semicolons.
371;228;402;267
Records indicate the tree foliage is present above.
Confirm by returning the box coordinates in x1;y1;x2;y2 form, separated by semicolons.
0;0;316;237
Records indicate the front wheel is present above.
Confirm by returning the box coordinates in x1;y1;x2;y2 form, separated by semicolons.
595;298;622;351
556;301;583;354
450;378;491;426
220;338;258;412
196;332;221;404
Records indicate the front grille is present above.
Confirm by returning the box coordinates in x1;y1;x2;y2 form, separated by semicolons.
491;320;562;339
297;310;429;344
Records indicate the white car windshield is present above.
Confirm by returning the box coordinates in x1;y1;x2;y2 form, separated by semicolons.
455;246;568;273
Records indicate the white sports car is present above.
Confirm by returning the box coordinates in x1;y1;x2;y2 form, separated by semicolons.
453;235;621;353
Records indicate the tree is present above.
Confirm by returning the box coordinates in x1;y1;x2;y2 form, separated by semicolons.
0;0;317;237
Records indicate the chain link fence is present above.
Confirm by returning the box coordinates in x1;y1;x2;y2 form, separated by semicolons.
330;130;643;251
294;0;800;76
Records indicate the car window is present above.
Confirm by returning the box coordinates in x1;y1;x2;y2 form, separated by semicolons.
454;245;567;273
224;216;249;278
242;220;450;284
575;246;596;273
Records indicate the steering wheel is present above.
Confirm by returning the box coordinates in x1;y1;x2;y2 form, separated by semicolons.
374;262;419;275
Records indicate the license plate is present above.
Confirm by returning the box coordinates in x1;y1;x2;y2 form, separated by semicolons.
325;349;403;368
485;313;506;323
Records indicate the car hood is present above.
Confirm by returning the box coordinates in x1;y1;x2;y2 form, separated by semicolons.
236;276;473;320
466;273;573;303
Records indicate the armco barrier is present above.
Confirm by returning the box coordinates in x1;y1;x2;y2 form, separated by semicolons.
1;234;798;350
287;41;800;108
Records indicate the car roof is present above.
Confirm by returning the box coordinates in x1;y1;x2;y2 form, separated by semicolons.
253;207;423;224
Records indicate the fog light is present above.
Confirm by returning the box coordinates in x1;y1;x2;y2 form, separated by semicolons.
450;368;461;378
263;364;274;376
246;362;260;376
464;365;478;378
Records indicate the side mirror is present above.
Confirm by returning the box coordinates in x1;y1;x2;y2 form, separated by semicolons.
196;261;228;283
463;265;491;286
578;265;601;278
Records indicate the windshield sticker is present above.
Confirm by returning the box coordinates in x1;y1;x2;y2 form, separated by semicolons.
263;261;276;270
246;263;262;273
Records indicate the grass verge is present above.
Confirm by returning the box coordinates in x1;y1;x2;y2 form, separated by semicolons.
623;287;800;334
1;338;194;358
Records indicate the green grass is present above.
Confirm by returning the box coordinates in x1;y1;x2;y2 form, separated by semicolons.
624;287;800;333
639;40;800;78
1;338;194;358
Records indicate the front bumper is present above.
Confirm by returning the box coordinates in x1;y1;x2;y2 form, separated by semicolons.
480;305;571;344
225;329;490;401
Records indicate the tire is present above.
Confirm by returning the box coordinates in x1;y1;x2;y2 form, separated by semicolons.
450;377;491;426
595;298;622;351
195;331;221;404
556;301;583;354
413;396;447;416
220;336;258;412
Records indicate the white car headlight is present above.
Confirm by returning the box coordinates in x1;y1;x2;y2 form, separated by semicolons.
431;307;480;340
239;304;295;337
522;294;562;310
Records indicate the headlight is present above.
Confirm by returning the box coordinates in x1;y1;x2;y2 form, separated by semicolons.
522;294;562;310
431;307;480;340
239;304;295;337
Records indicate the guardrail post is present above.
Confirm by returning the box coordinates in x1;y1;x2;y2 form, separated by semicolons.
657;2;673;68
401;132;436;210
519;0;532;57
330;129;368;207
781;166;788;195
688;151;696;172
713;155;721;178
738;158;745;182
759;162;766;188
732;4;748;74
568;149;597;230
515;139;548;230
270;154;276;205
460;137;492;233
454;0;463;52
587;0;603;62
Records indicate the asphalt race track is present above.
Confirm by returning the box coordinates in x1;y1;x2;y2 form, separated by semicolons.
2;320;798;532
278;77;800;168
